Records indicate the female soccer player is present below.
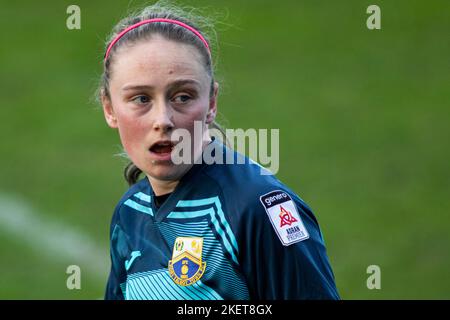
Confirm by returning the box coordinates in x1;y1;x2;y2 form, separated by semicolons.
100;2;339;300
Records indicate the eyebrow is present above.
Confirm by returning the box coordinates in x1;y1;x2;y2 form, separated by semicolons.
121;79;201;91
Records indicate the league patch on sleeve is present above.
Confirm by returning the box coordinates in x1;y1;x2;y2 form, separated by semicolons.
260;190;309;246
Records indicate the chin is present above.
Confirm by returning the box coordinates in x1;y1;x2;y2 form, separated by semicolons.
145;163;189;182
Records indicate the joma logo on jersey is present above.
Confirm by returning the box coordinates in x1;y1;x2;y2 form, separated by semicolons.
168;237;206;286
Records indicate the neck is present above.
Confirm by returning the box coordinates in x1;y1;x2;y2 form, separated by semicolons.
146;176;179;196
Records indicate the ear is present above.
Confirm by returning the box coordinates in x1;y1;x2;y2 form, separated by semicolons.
206;81;219;125
101;91;118;128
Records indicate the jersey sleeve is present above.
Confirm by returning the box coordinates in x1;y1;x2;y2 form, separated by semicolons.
236;190;340;300
104;206;128;300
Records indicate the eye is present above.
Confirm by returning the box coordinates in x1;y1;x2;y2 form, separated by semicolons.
172;94;192;104
131;95;150;105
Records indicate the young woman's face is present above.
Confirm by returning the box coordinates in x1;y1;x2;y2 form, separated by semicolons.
102;35;218;184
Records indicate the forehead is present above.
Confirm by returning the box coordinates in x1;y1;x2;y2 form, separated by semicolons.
110;36;209;88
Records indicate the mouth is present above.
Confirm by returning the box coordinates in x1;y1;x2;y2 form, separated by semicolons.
149;140;176;161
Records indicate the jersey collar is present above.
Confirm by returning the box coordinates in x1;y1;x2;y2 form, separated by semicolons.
145;139;224;222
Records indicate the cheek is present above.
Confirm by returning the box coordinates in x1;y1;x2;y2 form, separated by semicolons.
178;99;210;129
116;114;149;152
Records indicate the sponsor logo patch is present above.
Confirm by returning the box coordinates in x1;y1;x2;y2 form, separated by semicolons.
168;237;206;286
260;190;309;246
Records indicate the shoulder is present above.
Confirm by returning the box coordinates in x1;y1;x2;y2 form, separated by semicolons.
109;177;149;233
202;144;315;221
116;177;149;207
200;144;322;243
201;148;281;206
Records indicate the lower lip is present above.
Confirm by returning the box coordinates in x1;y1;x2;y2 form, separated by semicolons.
149;150;173;161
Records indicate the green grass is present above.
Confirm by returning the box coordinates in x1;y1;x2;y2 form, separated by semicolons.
0;0;449;299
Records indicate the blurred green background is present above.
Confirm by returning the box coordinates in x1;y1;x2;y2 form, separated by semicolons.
0;0;449;299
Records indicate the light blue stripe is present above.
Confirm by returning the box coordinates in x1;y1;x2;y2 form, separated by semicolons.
127;272;151;300
156;273;193;300
175;278;214;300
128;281;139;300
136;278;153;300
124;199;153;216
120;282;127;298
133;192;151;203
168;206;238;265
125;282;134;300
135;277;155;300
150;276;172;300
127;269;223;300
126;281;139;300
142;276;165;300
168;221;209;225
159;231;215;242
175;197;239;257
176;197;218;207
124;282;131;299
162;270;210;300
213;198;240;254
184;284;210;300
164;226;211;232
137;277;158;300
132;279;148;300
128;268;166;280
209;212;238;265
165;224;209;229
156;273;198;300
141;276;162;300
160;271;205;300
188;282;216;300
168;208;211;219
146;277;163;300
183;283;210;300
152;273;180;300
161;230;215;240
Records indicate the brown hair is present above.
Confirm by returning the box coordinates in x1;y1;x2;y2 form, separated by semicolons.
99;1;224;186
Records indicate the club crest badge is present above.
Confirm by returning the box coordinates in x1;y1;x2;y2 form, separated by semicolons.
168;237;206;286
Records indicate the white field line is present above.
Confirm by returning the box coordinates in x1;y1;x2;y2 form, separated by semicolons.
0;193;109;281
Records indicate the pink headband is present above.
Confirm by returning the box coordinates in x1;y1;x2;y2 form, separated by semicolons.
104;18;210;62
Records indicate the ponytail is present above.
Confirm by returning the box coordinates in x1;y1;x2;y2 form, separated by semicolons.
124;162;143;186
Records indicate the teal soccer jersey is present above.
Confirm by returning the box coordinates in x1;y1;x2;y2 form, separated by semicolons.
105;141;339;300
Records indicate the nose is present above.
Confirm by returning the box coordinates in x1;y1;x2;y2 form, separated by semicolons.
151;99;174;133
